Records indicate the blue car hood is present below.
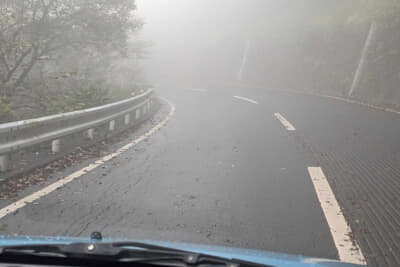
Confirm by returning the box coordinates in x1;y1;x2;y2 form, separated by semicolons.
0;235;364;267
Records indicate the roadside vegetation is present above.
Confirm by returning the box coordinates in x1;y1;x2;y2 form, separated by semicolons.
0;0;148;122
246;0;400;107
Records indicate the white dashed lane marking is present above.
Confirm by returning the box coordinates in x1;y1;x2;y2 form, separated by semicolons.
233;95;258;104
308;167;366;265
184;88;208;93
274;113;296;131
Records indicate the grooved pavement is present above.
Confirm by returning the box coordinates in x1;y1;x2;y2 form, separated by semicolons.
0;85;399;267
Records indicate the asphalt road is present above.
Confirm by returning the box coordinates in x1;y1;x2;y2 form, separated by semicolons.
0;85;399;266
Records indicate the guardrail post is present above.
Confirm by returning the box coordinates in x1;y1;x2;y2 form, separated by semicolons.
0;155;9;172
0;89;154;177
88;128;94;139
52;139;61;153
124;114;130;125
109;120;115;131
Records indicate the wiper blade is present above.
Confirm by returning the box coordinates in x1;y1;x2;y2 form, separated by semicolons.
0;245;67;258
0;241;270;267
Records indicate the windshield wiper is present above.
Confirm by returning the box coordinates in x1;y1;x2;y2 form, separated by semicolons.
0;240;271;267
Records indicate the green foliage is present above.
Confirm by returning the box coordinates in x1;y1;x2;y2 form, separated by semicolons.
0;96;16;122
352;0;400;28
42;86;110;114
0;0;146;120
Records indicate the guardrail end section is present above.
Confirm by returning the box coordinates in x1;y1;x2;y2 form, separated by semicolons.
0;155;9;172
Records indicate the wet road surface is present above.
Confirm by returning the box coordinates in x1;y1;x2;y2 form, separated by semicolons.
0;85;399;266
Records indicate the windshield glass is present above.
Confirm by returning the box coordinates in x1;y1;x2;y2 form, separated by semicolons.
0;1;399;267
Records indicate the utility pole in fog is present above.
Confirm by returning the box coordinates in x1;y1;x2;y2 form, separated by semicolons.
349;23;376;97
237;39;251;82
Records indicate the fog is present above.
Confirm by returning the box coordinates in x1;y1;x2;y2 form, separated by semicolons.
136;0;358;86
1;0;399;122
135;0;279;86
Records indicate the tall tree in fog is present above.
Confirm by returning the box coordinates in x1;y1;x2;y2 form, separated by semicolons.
0;0;140;100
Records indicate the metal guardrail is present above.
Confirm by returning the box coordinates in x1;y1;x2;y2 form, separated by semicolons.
0;89;155;173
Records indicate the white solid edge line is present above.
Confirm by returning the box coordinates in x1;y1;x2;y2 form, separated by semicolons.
0;98;176;220
274;113;296;131
184;88;208;93
233;95;258;104
308;167;366;265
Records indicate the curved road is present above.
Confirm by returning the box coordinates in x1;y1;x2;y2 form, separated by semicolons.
0;85;399;266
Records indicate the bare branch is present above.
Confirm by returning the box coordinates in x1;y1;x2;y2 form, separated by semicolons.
14;45;38;87
5;45;33;83
0;52;10;73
